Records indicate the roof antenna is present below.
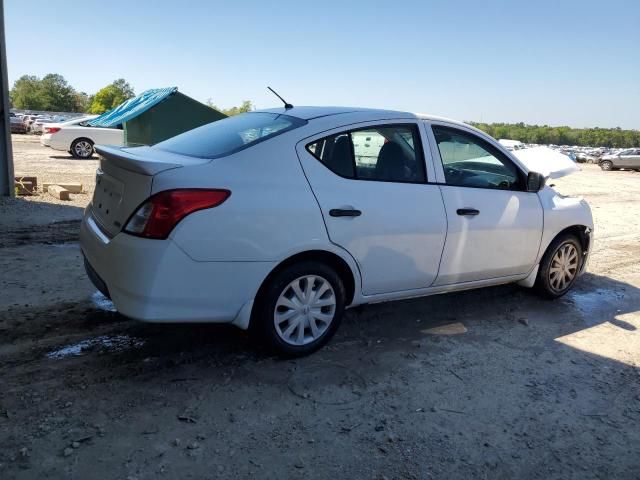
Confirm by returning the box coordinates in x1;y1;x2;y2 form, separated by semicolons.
267;86;293;109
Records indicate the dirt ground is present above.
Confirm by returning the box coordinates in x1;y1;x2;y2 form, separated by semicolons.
1;136;639;479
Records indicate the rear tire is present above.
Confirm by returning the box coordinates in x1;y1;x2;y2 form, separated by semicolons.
599;160;613;171
71;138;94;159
535;234;583;299
250;261;346;357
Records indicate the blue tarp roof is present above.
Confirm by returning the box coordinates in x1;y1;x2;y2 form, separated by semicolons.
88;87;178;127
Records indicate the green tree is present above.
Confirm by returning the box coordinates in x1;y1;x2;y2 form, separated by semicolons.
74;91;91;113
10;73;84;112
38;74;77;111
88;79;135;114
10;75;46;110
206;99;253;116
470;122;640;148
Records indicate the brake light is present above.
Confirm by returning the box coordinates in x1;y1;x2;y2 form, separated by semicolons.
124;189;230;239
45;127;60;134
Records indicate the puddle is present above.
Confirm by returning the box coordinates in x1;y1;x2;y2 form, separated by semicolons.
47;335;145;359
565;288;625;324
91;291;116;312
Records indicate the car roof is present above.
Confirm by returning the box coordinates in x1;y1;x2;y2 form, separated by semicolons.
255;106;472;128
256;106;415;120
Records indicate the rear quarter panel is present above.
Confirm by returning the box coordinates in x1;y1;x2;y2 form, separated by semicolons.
153;131;334;263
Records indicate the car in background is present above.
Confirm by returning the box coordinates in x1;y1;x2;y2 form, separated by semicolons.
10;116;27;134
575;152;597;163
22;114;40;130
498;139;526;151
29;116;55;134
40;115;123;159
80;106;593;356
599;149;640;171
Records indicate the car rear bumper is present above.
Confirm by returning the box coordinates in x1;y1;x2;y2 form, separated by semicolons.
80;206;275;326
40;134;52;146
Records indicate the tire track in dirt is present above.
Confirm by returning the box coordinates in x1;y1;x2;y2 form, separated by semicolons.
0;220;81;248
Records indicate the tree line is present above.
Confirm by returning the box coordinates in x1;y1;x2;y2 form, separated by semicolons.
10;75;135;114
10;73;253;116
471;122;640;148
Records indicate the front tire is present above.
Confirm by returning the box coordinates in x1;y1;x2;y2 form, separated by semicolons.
600;160;613;171
535;234;583;299
71;138;94;159
251;261;346;357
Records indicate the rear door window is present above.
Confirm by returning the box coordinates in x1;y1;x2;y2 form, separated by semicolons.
306;124;426;183
155;112;307;158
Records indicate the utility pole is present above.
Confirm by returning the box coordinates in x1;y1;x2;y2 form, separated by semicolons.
0;0;14;197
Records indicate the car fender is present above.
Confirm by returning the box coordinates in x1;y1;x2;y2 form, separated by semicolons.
536;186;594;264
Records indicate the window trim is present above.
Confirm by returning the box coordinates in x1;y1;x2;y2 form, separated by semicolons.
430;124;526;192
305;123;428;184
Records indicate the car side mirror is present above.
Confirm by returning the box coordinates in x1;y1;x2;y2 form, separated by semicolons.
526;171;546;192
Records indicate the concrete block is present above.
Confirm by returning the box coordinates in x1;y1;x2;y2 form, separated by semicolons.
47;185;71;201
42;182;83;193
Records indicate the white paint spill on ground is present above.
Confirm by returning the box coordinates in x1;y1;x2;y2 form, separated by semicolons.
47;335;145;359
91;291;117;312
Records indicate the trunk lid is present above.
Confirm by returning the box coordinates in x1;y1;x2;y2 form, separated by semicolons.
91;145;209;237
512;146;580;179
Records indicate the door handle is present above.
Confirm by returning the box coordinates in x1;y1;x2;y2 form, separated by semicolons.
457;208;479;216
330;208;362;217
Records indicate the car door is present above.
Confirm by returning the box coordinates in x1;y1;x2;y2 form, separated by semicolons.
296;121;447;296
95;125;125;146
426;122;543;286
619;149;640;169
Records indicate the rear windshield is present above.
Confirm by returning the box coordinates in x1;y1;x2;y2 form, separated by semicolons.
154;112;307;158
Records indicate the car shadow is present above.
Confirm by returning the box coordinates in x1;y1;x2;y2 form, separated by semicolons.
72;269;640;379
48;154;97;161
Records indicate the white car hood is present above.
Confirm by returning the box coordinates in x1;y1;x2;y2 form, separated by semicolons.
512;146;580;179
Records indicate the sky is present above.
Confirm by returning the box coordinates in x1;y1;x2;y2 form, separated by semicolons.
4;0;640;129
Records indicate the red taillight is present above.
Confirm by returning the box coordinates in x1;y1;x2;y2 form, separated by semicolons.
45;127;60;134
124;189;230;239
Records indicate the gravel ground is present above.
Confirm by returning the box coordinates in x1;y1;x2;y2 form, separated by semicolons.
0;136;639;479
1;135;96;226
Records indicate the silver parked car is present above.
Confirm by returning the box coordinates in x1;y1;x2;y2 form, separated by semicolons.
599;149;640;171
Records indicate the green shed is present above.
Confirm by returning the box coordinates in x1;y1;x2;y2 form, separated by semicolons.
88;87;226;146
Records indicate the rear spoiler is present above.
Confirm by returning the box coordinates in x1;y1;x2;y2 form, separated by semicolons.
95;145;183;176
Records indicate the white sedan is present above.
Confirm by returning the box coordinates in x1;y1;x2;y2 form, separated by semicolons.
80;107;593;356
41;115;124;159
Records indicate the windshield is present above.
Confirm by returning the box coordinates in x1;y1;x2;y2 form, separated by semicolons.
154;112;307;158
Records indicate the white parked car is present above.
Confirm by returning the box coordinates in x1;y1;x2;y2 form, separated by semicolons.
498;139;526;151
29;116;55;134
80;107;594;356
40;115;124;159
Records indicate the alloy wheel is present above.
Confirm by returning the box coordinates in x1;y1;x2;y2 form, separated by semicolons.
75;141;93;158
549;243;579;292
274;275;336;346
